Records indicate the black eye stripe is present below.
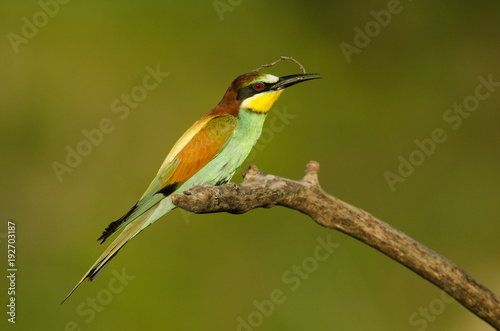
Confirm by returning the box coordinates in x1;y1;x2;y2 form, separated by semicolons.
236;81;272;101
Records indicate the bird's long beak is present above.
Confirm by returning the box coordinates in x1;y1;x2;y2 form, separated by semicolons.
271;73;322;90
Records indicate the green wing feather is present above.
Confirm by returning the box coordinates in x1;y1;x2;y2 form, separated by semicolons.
98;114;238;243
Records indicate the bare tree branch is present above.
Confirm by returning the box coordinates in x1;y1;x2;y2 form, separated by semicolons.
172;161;500;329
253;56;307;74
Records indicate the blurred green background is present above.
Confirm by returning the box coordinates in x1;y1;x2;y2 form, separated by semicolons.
1;0;499;330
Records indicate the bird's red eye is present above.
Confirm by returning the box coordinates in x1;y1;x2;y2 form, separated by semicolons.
253;83;263;90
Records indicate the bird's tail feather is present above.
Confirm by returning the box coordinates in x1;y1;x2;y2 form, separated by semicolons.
61;206;157;304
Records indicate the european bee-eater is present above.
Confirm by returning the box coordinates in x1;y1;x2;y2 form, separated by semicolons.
63;70;320;303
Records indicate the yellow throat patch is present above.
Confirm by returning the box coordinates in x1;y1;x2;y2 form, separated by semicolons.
241;90;284;113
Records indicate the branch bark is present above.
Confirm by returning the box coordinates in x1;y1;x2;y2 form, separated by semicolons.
171;161;500;329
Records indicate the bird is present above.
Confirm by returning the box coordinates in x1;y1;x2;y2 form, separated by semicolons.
62;69;321;303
